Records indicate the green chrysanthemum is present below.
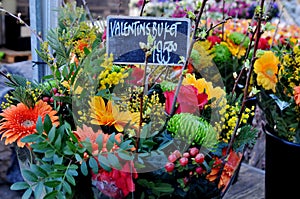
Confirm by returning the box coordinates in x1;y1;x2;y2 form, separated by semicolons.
228;32;250;48
212;44;232;66
167;113;218;148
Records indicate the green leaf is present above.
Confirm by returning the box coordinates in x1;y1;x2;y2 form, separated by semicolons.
30;164;48;178
22;170;38;182
75;153;83;162
45;150;55;159
22;188;33;199
53;164;67;170
54;134;62;149
96;134;103;151
117;150;134;161
97;154;111;171
43;114;53;133
20;134;40;143
48;126;57;143
10;182;29;190
119;140;134;150
44;191;59;199
107;153;122;170
34;182;44;199
80;161;88;176
53;154;63;165
63;181;72;195
44;180;61;188
36;116;44;134
106;133;115;152
89;157;99;174
49;172;64;178
66;174;76;186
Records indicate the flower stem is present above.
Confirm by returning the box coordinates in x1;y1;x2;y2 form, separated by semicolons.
226;0;265;156
169;0;208;117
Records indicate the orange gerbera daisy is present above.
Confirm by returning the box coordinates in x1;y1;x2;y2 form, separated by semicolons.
89;96;140;132
254;51;279;92
75;124;123;154
294;86;300;105
0;100;58;147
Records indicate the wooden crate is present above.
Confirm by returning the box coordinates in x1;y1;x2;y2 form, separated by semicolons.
1;48;31;63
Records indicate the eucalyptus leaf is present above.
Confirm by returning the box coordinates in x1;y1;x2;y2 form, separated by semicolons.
80;161;88;176
22;169;38;182
107;153;122;170
34;182;44;199
36;116;44;134
44;181;61;188
63;181;72;195
48;126;57;143
44;191;59;199
22;188;33;199
89;157;99;174
10;182;29;190
106;133;116;152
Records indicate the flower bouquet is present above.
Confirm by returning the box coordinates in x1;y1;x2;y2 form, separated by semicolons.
0;1;259;199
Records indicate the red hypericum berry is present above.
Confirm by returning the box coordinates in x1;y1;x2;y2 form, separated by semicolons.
165;162;175;172
52;88;58;94
168;154;178;163
195;153;205;164
179;157;188;166
42;96;50;102
173;150;181;158
49;97;54;103
183;152;190;158
196;167;204;174
54;92;60;97
189;147;199;157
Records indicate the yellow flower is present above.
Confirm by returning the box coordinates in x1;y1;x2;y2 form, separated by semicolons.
221;41;246;59
89;96;140;132
254;51;279;92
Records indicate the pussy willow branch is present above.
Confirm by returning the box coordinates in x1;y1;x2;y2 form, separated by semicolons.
231;25;258;96
169;0;208;116
0;8;44;44
81;0;94;25
226;0;265;157
205;16;232;36
271;5;284;49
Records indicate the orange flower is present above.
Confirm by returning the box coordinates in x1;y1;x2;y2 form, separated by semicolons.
89;96;140;132
294;86;300;105
75;124;123;154
254;51;279;92
206;150;242;190
0;100;58;147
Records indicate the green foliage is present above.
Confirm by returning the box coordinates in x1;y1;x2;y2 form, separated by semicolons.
228;32;250;48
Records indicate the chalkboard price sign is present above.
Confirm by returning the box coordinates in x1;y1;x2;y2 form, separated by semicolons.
106;16;191;66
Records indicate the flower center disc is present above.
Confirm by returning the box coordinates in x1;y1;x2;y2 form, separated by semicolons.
22;120;35;127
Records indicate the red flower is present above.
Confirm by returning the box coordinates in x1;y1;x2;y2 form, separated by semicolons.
126;66;145;86
257;37;270;50
207;35;222;49
164;85;208;115
92;161;138;199
102;28;107;41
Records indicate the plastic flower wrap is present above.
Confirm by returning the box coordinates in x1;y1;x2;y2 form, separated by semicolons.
0;2;258;199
